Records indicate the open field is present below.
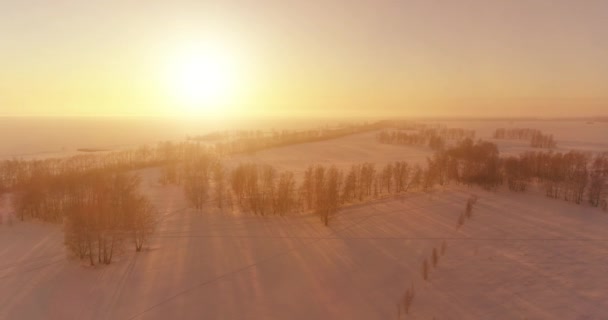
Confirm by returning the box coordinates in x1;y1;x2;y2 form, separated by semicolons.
230;130;433;172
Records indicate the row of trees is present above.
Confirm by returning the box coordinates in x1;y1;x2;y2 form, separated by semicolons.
493;128;540;140
5;122;398;200
402;240;446;318
421;139;607;209
6;144;177;223
202;122;386;156
530;131;557;148
502;151;608;207
0;141;217;195
493;128;556;148
377;127;475;151
172;158;436;225
381;121;476;139
172;136;606;224
230;163;298;216
175;138;597;224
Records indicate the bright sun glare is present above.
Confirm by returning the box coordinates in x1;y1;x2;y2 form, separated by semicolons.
168;42;241;116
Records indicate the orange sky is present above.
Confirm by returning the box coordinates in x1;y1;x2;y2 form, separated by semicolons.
1;0;607;117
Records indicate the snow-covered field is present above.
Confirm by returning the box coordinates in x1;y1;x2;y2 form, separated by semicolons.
1;121;608;320
440;119;608;155
230;130;433;172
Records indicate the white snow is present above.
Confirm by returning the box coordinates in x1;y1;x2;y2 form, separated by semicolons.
1;122;608;319
229;130;433;172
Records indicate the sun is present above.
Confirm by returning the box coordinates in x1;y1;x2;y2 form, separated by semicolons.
167;43;241;115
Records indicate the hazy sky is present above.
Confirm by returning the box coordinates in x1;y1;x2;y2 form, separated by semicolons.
1;0;607;117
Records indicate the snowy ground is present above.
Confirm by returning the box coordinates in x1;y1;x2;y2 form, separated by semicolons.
229;130;433;172
2;170;608;319
2;122;608;319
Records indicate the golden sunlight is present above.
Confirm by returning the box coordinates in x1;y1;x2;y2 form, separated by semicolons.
166;41;242;115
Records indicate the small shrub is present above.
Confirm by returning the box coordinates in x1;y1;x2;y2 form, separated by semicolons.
457;212;465;228
421;259;429;281
402;282;415;314
465;195;478;218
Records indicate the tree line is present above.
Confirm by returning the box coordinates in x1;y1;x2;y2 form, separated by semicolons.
429;138;607;209
0;121;393;197
376;126;476;151
172;156;437;226
208;122;387;156
493;128;557;148
1;140;216;223
502;151;608;207
0;142;207;193
175;137;606;228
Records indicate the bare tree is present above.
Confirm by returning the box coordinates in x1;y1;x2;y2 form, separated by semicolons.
183;157;213;211
212;163;226;209
381;163;393;194
302;166;314;210
465;195;478;218
244;164;262;214
275;171;296;215
342;166;358;202
589;154;607;207
432;247;439;267
261;165;276;215
402;282;415;315
125;195;156;252
230;164;247;205
359;163;375;199
393;161;410;193
319;166;341;226
408;165;423;190
421;259;429;281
